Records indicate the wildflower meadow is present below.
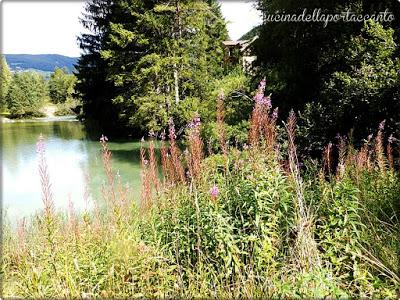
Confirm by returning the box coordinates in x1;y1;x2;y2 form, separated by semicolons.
3;82;399;298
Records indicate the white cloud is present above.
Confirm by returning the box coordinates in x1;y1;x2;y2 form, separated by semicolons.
219;0;261;40
2;1;86;57
1;0;262;56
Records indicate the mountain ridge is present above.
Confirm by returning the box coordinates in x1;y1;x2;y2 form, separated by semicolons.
4;54;79;73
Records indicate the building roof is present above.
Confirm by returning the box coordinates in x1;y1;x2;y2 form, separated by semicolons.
222;36;259;51
222;40;246;47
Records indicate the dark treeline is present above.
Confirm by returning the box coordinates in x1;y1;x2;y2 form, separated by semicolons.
75;0;231;136
254;0;400;153
75;0;400;153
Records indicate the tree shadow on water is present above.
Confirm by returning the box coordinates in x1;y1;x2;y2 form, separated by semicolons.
109;145;163;167
111;149;141;165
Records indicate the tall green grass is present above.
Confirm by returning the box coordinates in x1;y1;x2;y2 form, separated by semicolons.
3;84;399;298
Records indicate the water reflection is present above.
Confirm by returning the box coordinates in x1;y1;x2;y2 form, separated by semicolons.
2;118;143;223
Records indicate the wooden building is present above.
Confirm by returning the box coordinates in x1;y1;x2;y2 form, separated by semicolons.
222;36;258;73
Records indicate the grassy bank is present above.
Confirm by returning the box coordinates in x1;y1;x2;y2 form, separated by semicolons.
3;87;400;298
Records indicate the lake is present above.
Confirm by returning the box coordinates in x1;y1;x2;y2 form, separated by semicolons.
2;117;143;223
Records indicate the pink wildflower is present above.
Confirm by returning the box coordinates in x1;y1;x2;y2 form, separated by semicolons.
388;134;396;144
36;134;45;154
169;118;176;139
254;78;271;108
188;116;201;129
272;107;279;120
100;134;108;143
379;120;386;131
209;184;219;199
258;78;266;91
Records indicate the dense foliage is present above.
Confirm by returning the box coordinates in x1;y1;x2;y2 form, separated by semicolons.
6;71;48;118
1;56;80;118
4;87;399;297
4;1;400;296
0;56;12;110
254;0;400;152
75;0;400;153
74;0;122;131
76;0;229;134
299;20;400;152
48;67;77;104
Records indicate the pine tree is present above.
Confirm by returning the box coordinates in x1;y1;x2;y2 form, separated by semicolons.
0;55;12;110
76;0;228;133
75;0;122;132
6;72;47;117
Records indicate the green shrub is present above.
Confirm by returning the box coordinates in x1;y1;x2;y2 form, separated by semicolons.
54;98;80;116
299;20;400;151
6;72;47;118
48;67;76;104
4;99;400;298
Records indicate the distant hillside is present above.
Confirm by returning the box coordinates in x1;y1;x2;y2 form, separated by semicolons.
239;26;261;41
4;54;78;73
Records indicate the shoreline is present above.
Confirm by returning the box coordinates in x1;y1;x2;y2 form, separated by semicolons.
1;115;78;123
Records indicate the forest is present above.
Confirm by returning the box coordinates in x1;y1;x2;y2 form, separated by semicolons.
74;0;400;153
0;57;79;118
3;0;400;298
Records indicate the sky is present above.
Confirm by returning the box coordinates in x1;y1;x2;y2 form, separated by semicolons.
1;0;261;57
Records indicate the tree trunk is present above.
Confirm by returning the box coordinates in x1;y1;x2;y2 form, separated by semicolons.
173;0;181;105
174;65;179;104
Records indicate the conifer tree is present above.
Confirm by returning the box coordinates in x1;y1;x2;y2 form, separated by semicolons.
75;0;122;131
6;72;47;117
0;55;12;110
76;0;228;133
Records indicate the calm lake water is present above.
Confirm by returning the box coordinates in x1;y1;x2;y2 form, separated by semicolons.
2;117;143;223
